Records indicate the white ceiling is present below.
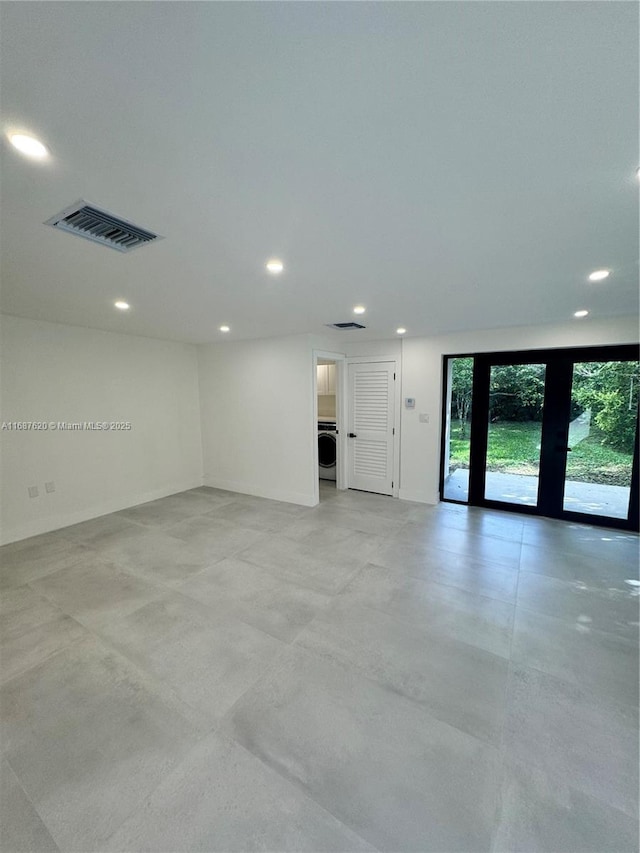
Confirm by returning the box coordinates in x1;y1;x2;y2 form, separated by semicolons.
1;1;638;344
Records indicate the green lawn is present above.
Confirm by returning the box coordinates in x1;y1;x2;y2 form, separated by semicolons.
449;422;633;486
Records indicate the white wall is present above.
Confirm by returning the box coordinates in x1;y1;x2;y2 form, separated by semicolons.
3;313;636;544
0;315;203;544
399;316;640;504
198;334;317;506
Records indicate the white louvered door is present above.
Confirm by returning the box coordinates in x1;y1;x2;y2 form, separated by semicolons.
347;361;395;495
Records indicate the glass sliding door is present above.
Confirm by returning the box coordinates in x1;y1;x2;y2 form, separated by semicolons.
562;360;639;520
484;363;546;507
442;357;473;501
440;344;639;530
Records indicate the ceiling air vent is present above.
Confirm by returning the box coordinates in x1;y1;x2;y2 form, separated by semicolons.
326;322;366;330
45;200;162;253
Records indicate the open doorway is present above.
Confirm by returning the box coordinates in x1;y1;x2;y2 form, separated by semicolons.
314;352;347;504
317;357;338;502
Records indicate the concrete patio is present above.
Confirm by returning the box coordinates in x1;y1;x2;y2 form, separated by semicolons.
444;469;630;520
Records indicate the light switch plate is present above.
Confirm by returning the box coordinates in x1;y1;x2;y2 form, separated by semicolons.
419;413;429;423
28;485;39;498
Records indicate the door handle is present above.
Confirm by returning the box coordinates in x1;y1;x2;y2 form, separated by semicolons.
555;446;572;452
348;433;357;438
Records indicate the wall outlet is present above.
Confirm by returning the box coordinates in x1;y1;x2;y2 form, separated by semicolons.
419;413;430;424
45;481;56;493
28;485;39;498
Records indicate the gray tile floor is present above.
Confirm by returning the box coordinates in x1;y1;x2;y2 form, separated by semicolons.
1;482;638;852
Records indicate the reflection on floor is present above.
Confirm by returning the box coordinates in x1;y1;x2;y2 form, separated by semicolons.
445;468;631;518
1;485;638;852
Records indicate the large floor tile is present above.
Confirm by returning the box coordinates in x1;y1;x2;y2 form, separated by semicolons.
0;760;60;852
343;563;515;657
295;600;508;743
96;592;285;724
376;539;520;602
165;515;266;559
503;665;638;819
368;536;448;577
116;492;219;527
187;485;241;501
31;559;166;628
223;645;501;853
511;607;639;708
282;504;407;541
0;528;73;555
522;520;638;556
0;636;200;850
396;524;522;570
0;585;67;642
204;500;307;532
426;552;519;603
1;611;88;685
516;569;639;641
2;487;637;852
493;761;639;853
0;539;97;589
519;541;639;584
58;513;148;549
102;733;375;853
238;528;383;594
430;507;525;542
177;557;331;643
370;535;520;597
329;489;429;523
99;529;218;586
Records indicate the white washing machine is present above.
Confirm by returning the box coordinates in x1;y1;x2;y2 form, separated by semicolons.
318;419;337;481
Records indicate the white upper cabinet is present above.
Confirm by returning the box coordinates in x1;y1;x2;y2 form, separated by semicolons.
317;364;336;395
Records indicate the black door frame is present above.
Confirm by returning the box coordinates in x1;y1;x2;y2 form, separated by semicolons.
440;343;640;531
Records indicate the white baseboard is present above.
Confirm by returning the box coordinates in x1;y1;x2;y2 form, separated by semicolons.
203;475;316;507
399;487;437;505
0;478;203;546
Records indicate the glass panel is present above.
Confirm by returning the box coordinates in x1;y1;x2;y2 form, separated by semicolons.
484;363;546;506
563;361;639;519
443;357;473;501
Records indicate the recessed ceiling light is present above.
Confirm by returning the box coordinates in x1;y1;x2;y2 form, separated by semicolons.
265;259;284;274
588;269;610;282
353;305;366;315
8;132;48;159
114;301;130;310
219;325;230;333
396;327;406;335
574;310;589;318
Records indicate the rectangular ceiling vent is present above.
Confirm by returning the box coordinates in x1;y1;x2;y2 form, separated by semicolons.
326;322;366;330
45;200;162;253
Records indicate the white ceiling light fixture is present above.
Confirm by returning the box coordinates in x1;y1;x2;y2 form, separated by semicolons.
588;269;610;282
265;259;284;275
396;327;406;335
114;301;130;311
574;309;589;318
219;325;230;332
7;132;48;159
353;305;366;314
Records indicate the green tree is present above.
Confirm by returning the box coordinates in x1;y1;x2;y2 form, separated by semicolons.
489;364;545;421
572;361;639;453
450;357;473;437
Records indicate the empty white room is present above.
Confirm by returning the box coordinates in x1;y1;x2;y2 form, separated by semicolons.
1;2;638;852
